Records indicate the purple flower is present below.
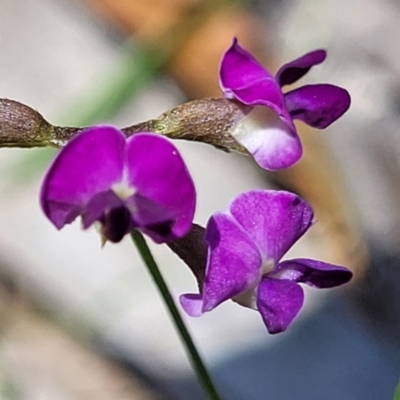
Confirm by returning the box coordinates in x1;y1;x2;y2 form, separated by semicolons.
180;190;352;334
219;39;351;170
41;126;196;244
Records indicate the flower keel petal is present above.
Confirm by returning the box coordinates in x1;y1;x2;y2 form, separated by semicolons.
257;277;304;334
230;106;302;171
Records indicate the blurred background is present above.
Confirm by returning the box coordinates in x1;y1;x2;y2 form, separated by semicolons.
0;0;400;399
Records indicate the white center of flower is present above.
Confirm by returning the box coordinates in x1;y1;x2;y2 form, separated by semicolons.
261;257;275;275
232;257;275;310
111;181;136;200
229;106;286;154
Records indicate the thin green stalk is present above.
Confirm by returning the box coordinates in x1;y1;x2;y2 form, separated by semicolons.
131;230;222;400
394;380;400;400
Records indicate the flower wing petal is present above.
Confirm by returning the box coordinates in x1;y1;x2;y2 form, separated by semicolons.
257;276;304;334
180;212;262;316
285;84;351;129
276;50;326;87
41;126;125;229
81;190;124;229
126;133;196;242
219;38;285;114
230;190;314;264
274;258;353;288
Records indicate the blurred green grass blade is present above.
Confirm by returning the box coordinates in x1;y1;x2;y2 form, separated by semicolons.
12;41;169;184
59;41;169;127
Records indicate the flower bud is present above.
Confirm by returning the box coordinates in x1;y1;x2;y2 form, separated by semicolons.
0;99;54;147
154;98;249;154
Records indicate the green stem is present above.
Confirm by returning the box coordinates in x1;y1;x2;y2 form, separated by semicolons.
130;230;222;400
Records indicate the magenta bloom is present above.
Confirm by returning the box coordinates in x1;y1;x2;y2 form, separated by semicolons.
41;126;196;244
220;39;351;170
180;190;352;334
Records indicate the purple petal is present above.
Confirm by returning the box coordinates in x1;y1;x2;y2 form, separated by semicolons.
276;50;326;87
41;126;125;229
219;38;285;115
273;258;353;288
81;190;125;228
132;194;176;243
100;206;133;243
257;276;304;334
232;106;302;170
285;84;351;129
179;294;204;317
131;194;175;226
219;39;305;170
180;212;262;317
125;133;196;242
252;124;302;171
229;190;314;264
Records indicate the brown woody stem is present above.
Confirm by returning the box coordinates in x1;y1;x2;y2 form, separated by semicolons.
0;97;249;154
